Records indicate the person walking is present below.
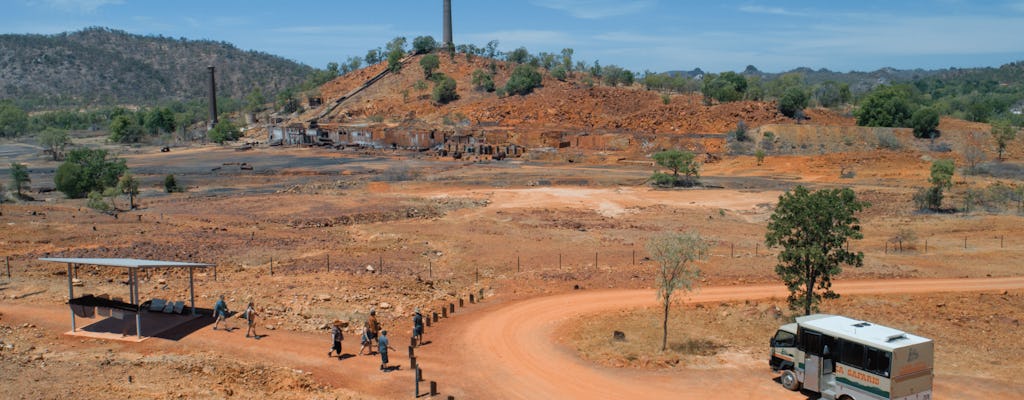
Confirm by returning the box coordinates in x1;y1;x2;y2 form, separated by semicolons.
378;329;396;371
412;307;424;346
328;320;344;357
244;298;259;338
358;320;372;356
367;308;380;347
213;294;231;331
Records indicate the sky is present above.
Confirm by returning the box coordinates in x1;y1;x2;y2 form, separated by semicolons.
3;0;1024;73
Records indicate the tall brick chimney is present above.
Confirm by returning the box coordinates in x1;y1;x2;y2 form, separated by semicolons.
443;0;453;49
207;66;218;129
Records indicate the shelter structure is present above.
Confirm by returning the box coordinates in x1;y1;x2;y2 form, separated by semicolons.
39;257;213;340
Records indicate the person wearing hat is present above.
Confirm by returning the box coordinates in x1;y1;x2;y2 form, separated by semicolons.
367;308;380;347
244;297;259;338
213;294;231;331
412;307;424;346
328;320;344;357
378;329;395;371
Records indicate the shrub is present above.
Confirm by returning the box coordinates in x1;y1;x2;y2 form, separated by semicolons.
778;87;809;118
164;174;183;193
755;149;765;165
551;65;568;81
86;190;111;212
876;130;901;149
910;107;940;138
432;76;458;104
207;119;242;144
504;65;543;96
651;149;699;187
54;148;127;199
419;54;440;79
109;114;144;143
471;69;495;92
661;93;671;105
856;85;913;127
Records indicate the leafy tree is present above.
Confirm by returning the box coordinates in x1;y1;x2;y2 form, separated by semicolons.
602;65;634;87
343;56;363;74
647;232;708;352
420;54;440;79
387;48;404;72
991;120;1018;160
471;69;495;92
0;100;29;137
143;107;176;134
364;48;383;65
276;88;299;114
589;60;602;78
919;159;954;210
856;85;913;127
814;81;851;108
485;40;500;59
504;65;543;96
244;88;267;112
560;48;574;71
38;128;70;161
207;119;241;144
10;162;30;197
651;149;699;187
54;148;127;198
910;107;940;138
778;87;809;118
109;115;145;143
765;186;869;315
506;47;530;64
432;75;458;104
412;35;438;54
117;172;139;210
702;72;747;103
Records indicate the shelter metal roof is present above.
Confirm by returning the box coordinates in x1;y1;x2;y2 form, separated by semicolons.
39;258;213;269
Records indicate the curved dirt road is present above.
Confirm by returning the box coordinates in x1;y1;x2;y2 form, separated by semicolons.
420;277;1024;400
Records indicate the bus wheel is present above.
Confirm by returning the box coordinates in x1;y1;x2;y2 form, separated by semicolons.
780;370;800;391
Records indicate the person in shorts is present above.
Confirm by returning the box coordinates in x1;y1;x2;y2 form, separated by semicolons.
328;320;344;357
378;329;395;371
213;294;231;331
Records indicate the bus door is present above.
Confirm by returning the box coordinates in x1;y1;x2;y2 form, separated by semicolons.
800;330;833;392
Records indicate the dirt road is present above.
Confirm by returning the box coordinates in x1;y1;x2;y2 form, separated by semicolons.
418;277;1024;400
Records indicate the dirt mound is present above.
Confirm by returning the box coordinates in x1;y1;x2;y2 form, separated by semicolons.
299;54;847;135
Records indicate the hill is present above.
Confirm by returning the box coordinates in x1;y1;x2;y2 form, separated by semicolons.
0;27;314;110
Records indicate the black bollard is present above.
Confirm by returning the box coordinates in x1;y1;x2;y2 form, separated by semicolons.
410;355;417;370
469;294;475;303
411;336;417;348
459;298;464;308
408;346;415;359
449;303;455;314
442;307;447;318
433;312;438;323
430;381;438;396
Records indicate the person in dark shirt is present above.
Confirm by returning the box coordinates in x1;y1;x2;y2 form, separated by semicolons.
328;320;344;357
213;295;231;331
412;308;424;346
378;330;395;371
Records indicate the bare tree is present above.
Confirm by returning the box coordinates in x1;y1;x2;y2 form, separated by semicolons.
646;232;708;351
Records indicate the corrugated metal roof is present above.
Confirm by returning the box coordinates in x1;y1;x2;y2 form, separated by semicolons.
39;258;214;269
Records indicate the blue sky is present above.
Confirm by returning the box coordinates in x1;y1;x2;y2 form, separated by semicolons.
4;0;1024;73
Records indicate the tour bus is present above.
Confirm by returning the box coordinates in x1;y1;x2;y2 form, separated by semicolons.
769;314;933;400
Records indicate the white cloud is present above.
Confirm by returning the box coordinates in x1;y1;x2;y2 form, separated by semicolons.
32;0;123;13
1009;1;1024;12
737;5;807;17
532;0;655;19
273;25;394;35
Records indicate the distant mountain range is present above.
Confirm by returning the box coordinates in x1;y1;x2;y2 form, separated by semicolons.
0;27;314;110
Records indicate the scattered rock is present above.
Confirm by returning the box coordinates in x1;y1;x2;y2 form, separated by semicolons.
613;331;626;341
71;278;83;287
365;265;375;273
379;302;392;310
314;294;331;302
264;325;275;330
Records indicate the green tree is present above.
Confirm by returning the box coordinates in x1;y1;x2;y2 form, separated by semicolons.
244;88;267;112
506;47;530;64
386;36;407;72
778;87;809;118
918;159;955;211
38;127;71;161
701;72;747;103
550;65;568;81
910;107;940;138
86;190;111;212
813;81;851;108
504;65;543;96
117;172;139;210
432;75;458;104
651;149;699;187
10;162;30;197
207;119;242;144
412;35;438;54
647;232;708;352
364;48;383;65
420;54;440;79
764;186;869;315
143;107;176;134
471;69;496;92
54;148;127;198
991;120;1018;160
0;101;29;137
855;85;913;127
109;114;144;143
560;48;574;71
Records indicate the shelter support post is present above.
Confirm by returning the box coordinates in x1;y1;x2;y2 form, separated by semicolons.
68;263;75;332
133;268;142;339
189;266;196;316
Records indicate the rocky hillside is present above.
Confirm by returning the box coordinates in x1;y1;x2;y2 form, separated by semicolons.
0;27;314;110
